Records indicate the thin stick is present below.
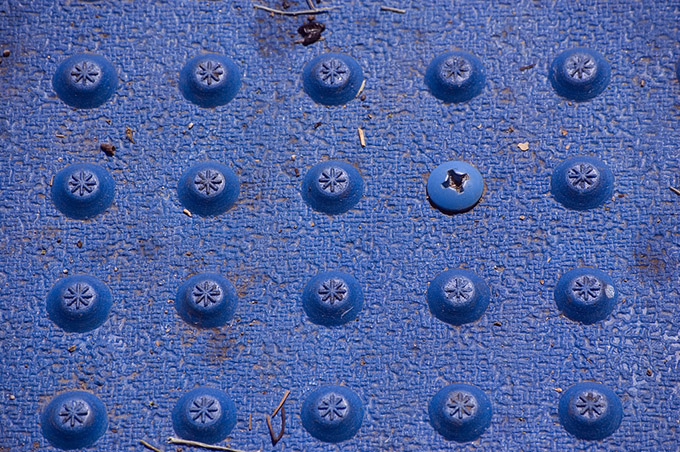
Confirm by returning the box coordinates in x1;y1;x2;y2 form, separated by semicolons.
266;405;286;445
380;5;406;13
140;440;163;452
356;79;366;97
272;390;290;417
306;0;315;8
671;186;680;196
253;4;339;16
167;437;257;452
358;127;366;147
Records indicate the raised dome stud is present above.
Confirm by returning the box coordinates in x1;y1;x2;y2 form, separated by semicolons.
554;267;618;324
558;382;622;440
53;53;118;109
301;385;364;443
426;269;491;326
46;275;113;333
427;161;484;214
425;51;485;103
177;161;239;217
41;391;108;450
179;54;241;108
428;383;492;443
301;160;363;215
549;48;611;101
175;273;238;328
550;156;614;211
172;387;237;444
51;163;115;220
302;53;364;106
302;271;363;326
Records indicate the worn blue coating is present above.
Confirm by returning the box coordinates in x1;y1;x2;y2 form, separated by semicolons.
428;383;492;443
558;382;623;441
425;51;485;103
426;268;491;325
40;391;108;450
302;53;364;105
301;159;364;214
179;54;241;108
551;155;614;211
52;53;118;109
555;267;618;324
301;385;364;443
302;270;363;326
51;163;115;219
175;272;238;328
46;274;113;333
177;161;240;217
549;48;611;101
172;386;237;444
2;1;680;451
427;160;484;214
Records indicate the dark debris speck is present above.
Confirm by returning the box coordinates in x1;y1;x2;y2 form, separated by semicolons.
297;19;325;46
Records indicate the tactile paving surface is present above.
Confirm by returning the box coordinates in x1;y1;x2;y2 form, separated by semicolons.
1;0;679;450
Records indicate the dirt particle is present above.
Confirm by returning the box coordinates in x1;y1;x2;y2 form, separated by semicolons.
100;143;115;157
517;142;529;151
125;127;135;144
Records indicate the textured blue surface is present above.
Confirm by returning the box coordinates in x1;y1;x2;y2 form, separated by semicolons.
1;1;680;451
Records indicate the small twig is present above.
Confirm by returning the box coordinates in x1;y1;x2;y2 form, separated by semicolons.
356;79;366;98
306;0;315;8
253;4;339;16
266;406;286;445
519;63;536;71
272;390;290;417
380;5;406;13
670;186;680;196
167;437;257;452
140;440;164;452
358;127;366;147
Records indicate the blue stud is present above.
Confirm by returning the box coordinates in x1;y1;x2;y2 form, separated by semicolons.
177;161;239;217
51;163;115;220
554;267;617;324
427;269;491;326
175;273;238;328
302;53;364;106
429;383;492;443
550;156;614;211
301;160;363;215
549;48;610;101
41;391;108;450
425;51;485;103
52;53;118;109
46;275;113;333
179;54;241;108
302;271;363;326
558;382;622;440
427;161;484;214
301;385;364;443
172;387;237;444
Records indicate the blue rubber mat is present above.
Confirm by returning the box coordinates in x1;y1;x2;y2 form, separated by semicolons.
1;0;679;450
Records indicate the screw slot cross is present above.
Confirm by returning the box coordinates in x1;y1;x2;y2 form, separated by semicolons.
319;59;348;85
194;169;224;196
568;163;598;190
446;392;476;420
318;279;347;305
572;276;601;303
69;171;97;197
189;396;220;424
576;392;605;419
196;61;224;86
192;281;222;307
71;61;100;85
59;400;89;427
64;283;94;310
444;277;474;304
442;169;469;193
318;394;347;421
566;55;596;80
318;167;348;193
443;57;471;83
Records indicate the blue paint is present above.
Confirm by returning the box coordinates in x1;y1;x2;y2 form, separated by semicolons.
429;383;492;443
426;268;491;326
41;391;108;450
51;163;115;220
172;387;237;444
302;53;364;105
177;161;239;217
548;48;611;101
558;382;622;440
46;275;113;333
426;161;484;214
175;273;238;328
301;385;364;443
425;51;485;103
52;53;117;109
179;54;241;108
554;267;618;324
551;156;614;210
301;160;363;215
302;271;363;326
